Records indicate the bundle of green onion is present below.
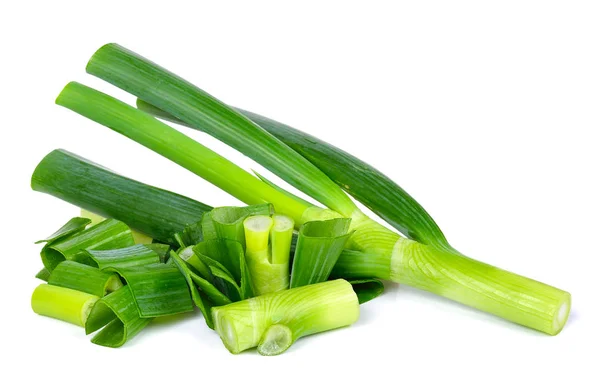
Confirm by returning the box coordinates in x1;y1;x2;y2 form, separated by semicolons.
31;43;571;355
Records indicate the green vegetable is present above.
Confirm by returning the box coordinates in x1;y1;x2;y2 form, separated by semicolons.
348;279;385;304
244;214;294;295
31;284;99;327
32;149;212;245
212;279;359;355
290;218;353;288
85;244;160;269
40;219;134;271
35;217;91;244
202;204;273;244
35;268;51;282
81;209;154;244
56;44;572;336
48;261;123;296
85;285;152;347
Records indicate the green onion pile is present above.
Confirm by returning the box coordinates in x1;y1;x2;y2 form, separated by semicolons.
31;43;571;355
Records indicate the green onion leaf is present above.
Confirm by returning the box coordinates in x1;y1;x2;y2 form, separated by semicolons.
41;219;134;271
144;243;171;263
202;204;273;245
32;149;212;245
85;286;152;348
48;261;123;296
290;219;353;288
31;284;99;327
87;43;357;217
35;217;91;245
104;263;193;318
35;268;51;282
212;279;359;354
85;244;160;270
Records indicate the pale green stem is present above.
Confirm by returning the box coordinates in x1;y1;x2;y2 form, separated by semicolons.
31;284;99;327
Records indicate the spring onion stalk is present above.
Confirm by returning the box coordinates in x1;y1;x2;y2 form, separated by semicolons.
85;286;152;347
31;284;99;327
35;217;91;245
32;149;212;245
48;261;123;296
212;279;359;355
244;214;294;295
290;218;353;288
61;44;572;335
87;43;357;218
80;209;105;226
55;82;309;223
40;219;134;271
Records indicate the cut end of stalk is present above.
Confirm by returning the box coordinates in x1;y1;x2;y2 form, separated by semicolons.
81;296;100;325
105;275;124;294
243;215;274;233
257;324;293;356
272;214;294;232
551;294;571;336
213;311;240;354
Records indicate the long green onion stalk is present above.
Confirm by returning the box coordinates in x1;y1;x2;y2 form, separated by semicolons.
212;279;359;355
51;43;571;336
32;149;212;244
31;284;99;327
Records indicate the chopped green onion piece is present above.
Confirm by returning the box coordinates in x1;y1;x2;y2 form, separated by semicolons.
87;43;357;217
193;240;254;301
348;279;384;304
203;204;273;245
212;279;359;354
31;284;99;327
49;261;123;296
85;285;152;347
290;219;353;288
35;217;91;245
105;263;193;318
36;268;51;282
174;220;204;247
32;149;212;245
243;214;293;295
55;82;308;222
85;244;160;270
41;219;134;271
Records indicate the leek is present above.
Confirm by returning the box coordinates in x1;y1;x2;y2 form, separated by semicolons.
35;217;91;244
32;149;212;244
85;244;160;269
40;219;134;271
290;218;353;288
244;214;294;295
85;285;152;347
81;209;154;244
31;284;99;327
35;268;51;282
212;279;359;355
348;279;385;304
56;44;572;336
48;261;123;296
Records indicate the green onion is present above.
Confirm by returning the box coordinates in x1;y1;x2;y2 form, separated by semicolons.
32;149;212;245
35;217;91;245
55;82;309;223
31;284;99;327
212;279;359;355
144;243;172;263
290;218;353;288
81;209;154;244
40;219;134;271
85;244;160;269
244;214;294;295
202;204;273;244
85;286;152;347
87;43;357;218
48;261;123;296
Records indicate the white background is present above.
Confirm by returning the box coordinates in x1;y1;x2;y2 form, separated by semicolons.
2;1;598;389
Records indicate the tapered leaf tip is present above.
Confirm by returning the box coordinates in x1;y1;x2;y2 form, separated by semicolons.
86;43;121;72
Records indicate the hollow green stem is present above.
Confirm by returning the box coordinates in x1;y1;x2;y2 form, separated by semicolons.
31;284;99;327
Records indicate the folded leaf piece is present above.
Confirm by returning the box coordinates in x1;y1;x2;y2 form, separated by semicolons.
86;286;152;347
85;244;160;270
49;261;123;296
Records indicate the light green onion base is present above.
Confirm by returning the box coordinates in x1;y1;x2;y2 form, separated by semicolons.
31;284;99;327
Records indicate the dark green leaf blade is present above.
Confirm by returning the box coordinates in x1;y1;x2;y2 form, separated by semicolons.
48;261;122;297
348;279;385;304
35;217;91;245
